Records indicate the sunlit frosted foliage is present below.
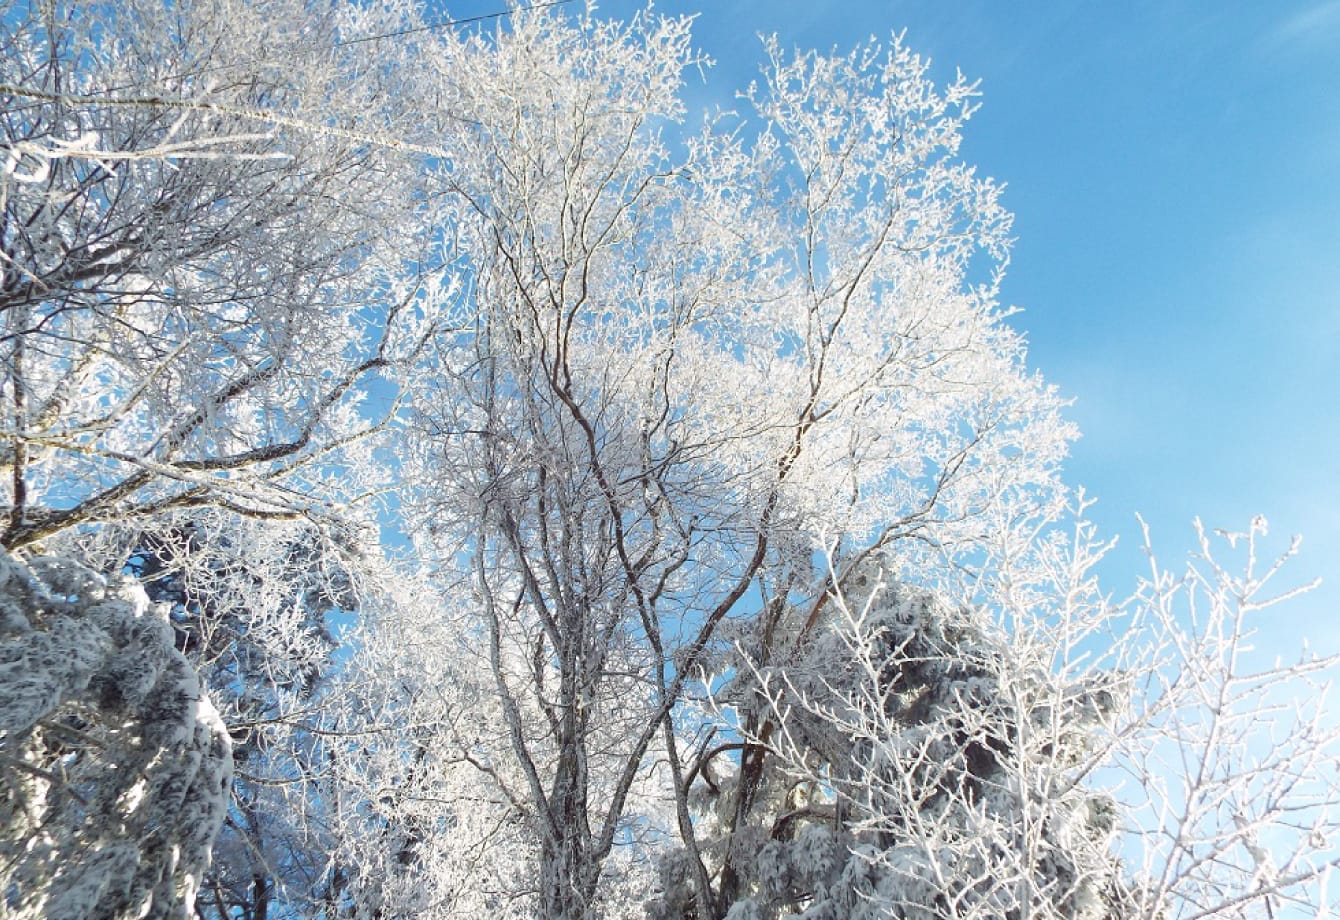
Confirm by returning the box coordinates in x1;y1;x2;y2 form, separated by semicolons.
669;512;1340;920
402;7;1072;915
0;0;436;551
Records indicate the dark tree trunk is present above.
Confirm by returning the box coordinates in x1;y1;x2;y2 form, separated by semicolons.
539;737;598;919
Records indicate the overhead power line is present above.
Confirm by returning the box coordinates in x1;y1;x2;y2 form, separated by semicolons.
335;0;578;46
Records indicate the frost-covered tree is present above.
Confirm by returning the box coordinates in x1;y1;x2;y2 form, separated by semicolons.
314;582;543;918
0;549;232;919
3;4;1336;919
0;0;438;551
671;511;1340;920
687;558;1134;920
2;1;443;914
102;514;358;918
402;9;1071;918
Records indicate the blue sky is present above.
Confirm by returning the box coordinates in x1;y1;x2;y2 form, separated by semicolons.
616;0;1340;654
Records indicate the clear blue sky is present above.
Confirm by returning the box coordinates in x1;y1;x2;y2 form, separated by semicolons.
469;0;1340;653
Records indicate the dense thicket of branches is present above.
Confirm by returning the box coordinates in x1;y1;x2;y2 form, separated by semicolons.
1;0;437;915
1;3;1336;919
0;0;436;549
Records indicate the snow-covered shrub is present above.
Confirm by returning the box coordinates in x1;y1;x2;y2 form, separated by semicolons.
0;551;231;919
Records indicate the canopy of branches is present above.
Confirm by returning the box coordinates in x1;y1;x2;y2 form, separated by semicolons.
1;2;1336;919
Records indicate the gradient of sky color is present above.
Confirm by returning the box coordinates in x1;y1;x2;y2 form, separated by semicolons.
462;0;1340;656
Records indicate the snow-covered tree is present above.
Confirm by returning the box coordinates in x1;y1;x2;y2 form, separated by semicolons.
689;557;1134;920
671;511;1340;920
401;9;1071;918
2;2;443;914
315;581;543;918
105;513;359;918
2;4;1336;919
0;549;232;919
0;0;437;551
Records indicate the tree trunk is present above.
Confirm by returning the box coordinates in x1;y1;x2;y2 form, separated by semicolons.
531;617;595;915
539;751;596;920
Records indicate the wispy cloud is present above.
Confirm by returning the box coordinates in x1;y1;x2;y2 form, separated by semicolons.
1261;0;1340;53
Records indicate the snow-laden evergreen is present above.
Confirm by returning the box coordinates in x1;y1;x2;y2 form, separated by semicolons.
0;551;231;919
675;562;1134;919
